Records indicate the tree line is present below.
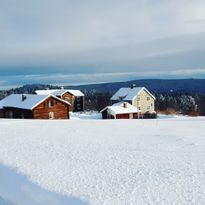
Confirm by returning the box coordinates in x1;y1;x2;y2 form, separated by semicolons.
84;90;205;116
0;85;205;116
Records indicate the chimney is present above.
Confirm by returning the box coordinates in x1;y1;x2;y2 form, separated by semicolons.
131;84;136;89
123;102;127;108
22;94;27;101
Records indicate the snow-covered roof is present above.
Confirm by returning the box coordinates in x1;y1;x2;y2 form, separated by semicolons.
0;94;70;110
66;90;84;97
35;89;84;97
111;87;155;101
100;102;139;115
35;90;58;95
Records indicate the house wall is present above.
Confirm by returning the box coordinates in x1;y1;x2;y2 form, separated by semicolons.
0;109;4;118
102;109;139;119
101;109;115;119
61;93;75;112
3;107;33;119
116;113;139;119
73;96;84;112
32;96;69;119
61;93;84;112
132;89;155;114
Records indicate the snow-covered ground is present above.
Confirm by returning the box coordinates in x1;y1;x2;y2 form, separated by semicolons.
70;111;101;120
0;116;205;205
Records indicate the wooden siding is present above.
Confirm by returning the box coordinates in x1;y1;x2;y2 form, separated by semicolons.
3;107;33;119
32;96;69;119
132;89;155;114
0;109;4;118
116;113;139;119
61;92;84;112
73;96;84;112
61;92;75;112
102;108;139;119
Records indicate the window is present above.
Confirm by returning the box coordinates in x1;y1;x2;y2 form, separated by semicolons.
49;112;55;119
137;96;140;101
138;107;141;110
76;97;81;102
147;96;150;101
65;97;71;103
48;100;54;108
147;106;151;110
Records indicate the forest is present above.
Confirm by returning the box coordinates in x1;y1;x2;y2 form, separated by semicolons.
0;83;205;116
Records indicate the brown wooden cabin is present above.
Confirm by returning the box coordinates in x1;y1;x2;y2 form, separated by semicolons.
35;89;84;112
100;102;140;119
56;91;84;112
0;94;70;119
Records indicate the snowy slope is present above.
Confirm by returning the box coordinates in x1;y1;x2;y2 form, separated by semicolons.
0;117;205;205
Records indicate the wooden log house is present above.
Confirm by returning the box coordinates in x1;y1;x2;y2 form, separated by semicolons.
35;89;84;112
0;94;70;119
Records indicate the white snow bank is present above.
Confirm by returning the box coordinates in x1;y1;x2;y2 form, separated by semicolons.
0;117;205;205
70;111;101;120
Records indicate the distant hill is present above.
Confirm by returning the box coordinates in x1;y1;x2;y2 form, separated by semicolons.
66;79;205;94
0;79;205;100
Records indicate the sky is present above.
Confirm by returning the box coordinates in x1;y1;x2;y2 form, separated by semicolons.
0;0;205;89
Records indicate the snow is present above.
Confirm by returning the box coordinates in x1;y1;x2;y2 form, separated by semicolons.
36;89;84;97
0;94;49;110
111;87;155;101
70;112;101;120
66;90;84;97
0;163;87;205
0;94;70;110
35;90;59;95
101;102;138;115
0;116;205;205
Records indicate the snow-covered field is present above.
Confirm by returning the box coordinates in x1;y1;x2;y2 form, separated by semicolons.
0;116;205;205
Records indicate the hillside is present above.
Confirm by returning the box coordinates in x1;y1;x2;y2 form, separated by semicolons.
66;79;205;93
1;79;205;100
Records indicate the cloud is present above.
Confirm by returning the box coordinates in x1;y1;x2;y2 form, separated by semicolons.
0;0;205;87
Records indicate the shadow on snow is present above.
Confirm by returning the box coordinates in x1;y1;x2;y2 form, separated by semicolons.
0;163;88;205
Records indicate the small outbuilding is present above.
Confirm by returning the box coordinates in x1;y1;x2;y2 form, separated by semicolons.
100;102;139;119
0;94;70;119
